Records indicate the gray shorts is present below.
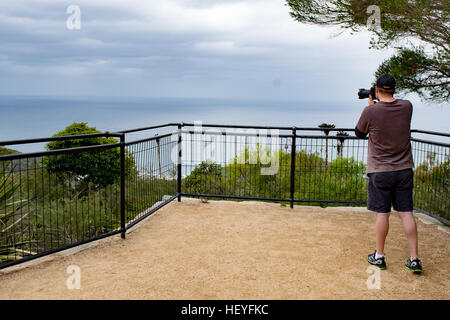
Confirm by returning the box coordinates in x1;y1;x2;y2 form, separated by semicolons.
367;168;414;213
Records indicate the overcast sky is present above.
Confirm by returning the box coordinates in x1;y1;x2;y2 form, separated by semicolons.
0;0;405;102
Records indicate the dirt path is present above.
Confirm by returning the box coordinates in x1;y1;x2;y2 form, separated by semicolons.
0;199;448;299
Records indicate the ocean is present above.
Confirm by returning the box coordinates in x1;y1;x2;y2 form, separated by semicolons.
0;95;448;154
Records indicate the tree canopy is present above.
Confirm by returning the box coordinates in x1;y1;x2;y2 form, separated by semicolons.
44;122;135;189
286;0;449;103
0;147;19;156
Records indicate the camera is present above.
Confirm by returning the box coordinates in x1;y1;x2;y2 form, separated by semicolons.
358;86;377;100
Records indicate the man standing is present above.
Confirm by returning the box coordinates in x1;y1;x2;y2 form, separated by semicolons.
355;74;423;273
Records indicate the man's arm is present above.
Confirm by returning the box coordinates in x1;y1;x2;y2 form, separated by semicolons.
355;104;371;138
355;126;368;139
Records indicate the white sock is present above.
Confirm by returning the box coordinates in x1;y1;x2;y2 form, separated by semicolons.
375;252;384;259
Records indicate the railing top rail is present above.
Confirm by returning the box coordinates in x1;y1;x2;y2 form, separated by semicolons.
410;129;450;138
180;122;356;132
179;129;293;138
1;123;448;149
0;132;123;147
124;132;174;147
179;129;370;140
115;123;179;134
178;123;450;138
0;142;121;161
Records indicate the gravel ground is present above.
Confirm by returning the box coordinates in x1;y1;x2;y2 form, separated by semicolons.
0;199;448;300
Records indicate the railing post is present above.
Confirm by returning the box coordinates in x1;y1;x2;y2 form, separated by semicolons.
120;133;126;239
290;127;297;209
156;137;162;178
177;123;183;202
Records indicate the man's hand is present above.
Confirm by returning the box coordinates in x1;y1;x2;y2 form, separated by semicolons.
368;94;375;105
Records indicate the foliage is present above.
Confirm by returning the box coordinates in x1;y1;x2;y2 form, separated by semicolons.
0;159;177;265
125;171;177;217
2;128;448;267
0;147;19;156
184;161;224;198
182;146;448;220
375;47;449;103
0;161;33;262
0;124;179;266
285;0;449;103
183;148;368;204
413;153;449;219
44;122;135;190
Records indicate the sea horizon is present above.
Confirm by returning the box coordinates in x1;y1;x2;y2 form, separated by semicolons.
1;94;448;154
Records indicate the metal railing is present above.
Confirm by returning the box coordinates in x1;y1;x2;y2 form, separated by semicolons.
0;123;448;269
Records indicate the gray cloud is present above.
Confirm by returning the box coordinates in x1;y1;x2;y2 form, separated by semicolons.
0;0;396;100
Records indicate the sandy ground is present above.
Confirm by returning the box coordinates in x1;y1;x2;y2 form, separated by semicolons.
0;199;449;300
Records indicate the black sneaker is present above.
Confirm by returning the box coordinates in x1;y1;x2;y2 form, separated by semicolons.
405;257;423;273
367;251;387;270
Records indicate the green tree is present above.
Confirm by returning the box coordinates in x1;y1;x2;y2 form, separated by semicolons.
225;147;285;199
286;0;449;103
44;122;135;189
184;161;224;200
414;154;449;220
0;147;19;156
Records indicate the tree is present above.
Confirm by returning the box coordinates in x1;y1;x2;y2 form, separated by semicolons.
318;123;335;170
184;161;224;202
44;122;135;189
286;0;449;103
0;147;19;156
336;131;349;159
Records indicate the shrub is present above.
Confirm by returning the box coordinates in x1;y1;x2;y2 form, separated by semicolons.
44;122;135;190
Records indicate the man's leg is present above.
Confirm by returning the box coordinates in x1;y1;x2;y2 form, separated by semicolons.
366;172;392;269
397;211;419;260
375;212;390;255
392;169;419;261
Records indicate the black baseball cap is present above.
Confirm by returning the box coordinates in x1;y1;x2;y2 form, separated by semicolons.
376;74;396;90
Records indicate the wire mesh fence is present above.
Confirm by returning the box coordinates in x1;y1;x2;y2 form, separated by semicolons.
0;123;448;269
124;134;177;229
292;136;368;205
178;128;369;207
178;125;448;222
181;130;293;201
411;139;449;222
0;144;122;265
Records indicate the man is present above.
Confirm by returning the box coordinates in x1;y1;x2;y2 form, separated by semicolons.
355;74;423;273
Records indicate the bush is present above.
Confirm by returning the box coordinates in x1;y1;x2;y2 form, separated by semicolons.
44;122;135;190
414;154;449;220
184;161;224;196
0;147;19;156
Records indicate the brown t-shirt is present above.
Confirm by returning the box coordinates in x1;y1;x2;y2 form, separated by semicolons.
356;99;414;174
